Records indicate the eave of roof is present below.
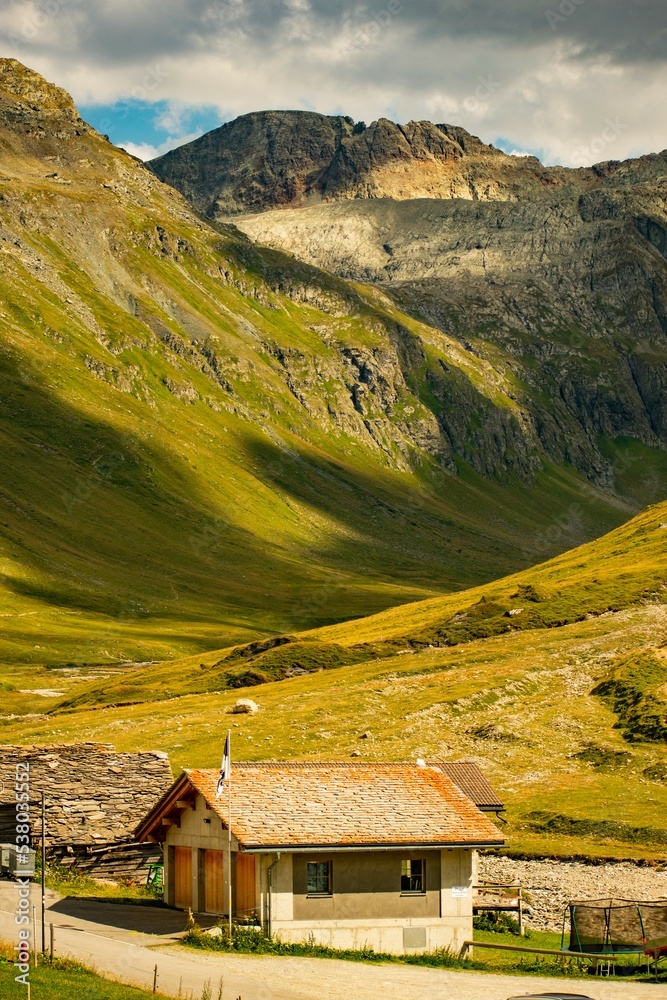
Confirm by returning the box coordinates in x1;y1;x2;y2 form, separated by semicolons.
134;771;196;843
239;842;503;853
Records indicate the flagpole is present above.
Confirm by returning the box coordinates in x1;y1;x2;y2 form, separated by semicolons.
227;728;232;939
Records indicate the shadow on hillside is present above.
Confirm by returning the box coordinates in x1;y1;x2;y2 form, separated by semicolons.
0;334;627;654
0;340;456;645
1;341;383;636
241;434;627;603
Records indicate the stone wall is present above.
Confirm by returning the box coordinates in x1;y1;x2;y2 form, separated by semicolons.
478;854;667;931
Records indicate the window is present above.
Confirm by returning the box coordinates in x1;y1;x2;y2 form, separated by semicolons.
401;858;425;893
306;860;332;895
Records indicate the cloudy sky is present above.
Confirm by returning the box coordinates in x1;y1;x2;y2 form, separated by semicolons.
1;0;665;165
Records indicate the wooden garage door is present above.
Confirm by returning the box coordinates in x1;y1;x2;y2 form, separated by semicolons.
204;849;224;913
236;853;256;918
174;846;193;910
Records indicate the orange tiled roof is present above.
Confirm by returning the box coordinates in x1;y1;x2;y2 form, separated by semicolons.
181;762;504;849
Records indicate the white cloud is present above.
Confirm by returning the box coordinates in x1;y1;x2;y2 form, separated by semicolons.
116;132;204;161
116;141;161;161
1;0;666;167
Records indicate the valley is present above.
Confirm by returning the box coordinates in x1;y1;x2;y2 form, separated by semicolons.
1;60;659;667
0;59;666;863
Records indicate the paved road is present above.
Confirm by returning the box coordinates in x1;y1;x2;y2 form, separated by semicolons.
0;881;664;1000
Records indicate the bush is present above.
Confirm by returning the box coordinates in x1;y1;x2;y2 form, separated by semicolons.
473;910;527;936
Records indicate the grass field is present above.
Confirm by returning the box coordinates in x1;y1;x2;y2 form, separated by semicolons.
182;925;666;982
35;860;163;904
49;497;667;708
471;928;665;979
0;948;170;1000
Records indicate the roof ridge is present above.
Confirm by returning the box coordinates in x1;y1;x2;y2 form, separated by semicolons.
196;761;433;768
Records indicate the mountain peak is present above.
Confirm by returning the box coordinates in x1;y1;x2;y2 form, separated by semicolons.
148;108;578;217
0;58;83;127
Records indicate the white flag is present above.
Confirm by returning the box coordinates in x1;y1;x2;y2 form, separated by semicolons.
215;733;230;798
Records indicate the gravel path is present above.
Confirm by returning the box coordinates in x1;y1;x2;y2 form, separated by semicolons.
479;855;667;930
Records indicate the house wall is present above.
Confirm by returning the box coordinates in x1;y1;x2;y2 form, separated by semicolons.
292;850;441;920
268;848;475;955
163;793;234;913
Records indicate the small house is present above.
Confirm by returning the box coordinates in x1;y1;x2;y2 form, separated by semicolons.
136;761;504;954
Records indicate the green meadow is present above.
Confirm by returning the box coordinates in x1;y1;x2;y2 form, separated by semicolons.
3;503;666;860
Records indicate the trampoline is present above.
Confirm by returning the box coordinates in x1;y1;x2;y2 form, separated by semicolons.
562;898;667;959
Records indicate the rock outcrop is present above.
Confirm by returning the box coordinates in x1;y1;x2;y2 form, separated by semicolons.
0;58;89;137
149;110;598;218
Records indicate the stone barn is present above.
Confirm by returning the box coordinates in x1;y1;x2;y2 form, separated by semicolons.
0;743;173;882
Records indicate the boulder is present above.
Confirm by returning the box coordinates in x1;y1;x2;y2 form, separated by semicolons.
232;698;259;714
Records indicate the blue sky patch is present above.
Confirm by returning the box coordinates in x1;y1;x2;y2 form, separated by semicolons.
493;136;547;163
78;100;225;159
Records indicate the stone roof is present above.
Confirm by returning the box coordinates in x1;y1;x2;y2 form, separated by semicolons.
137;761;505;849
434;761;504;812
0;743;173;846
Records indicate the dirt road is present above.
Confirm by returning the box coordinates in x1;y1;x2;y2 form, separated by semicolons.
0;881;663;1000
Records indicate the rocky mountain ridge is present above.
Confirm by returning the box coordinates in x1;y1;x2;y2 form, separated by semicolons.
148;108;667;495
148;108;667;218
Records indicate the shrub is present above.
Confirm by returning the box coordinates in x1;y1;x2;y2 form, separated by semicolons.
473;910;527;936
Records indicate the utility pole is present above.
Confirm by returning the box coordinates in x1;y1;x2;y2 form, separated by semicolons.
41;791;46;955
227;729;232;940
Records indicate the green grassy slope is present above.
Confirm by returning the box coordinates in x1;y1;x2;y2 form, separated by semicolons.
0;61;652;669
58;498;667;707
3;503;666;859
